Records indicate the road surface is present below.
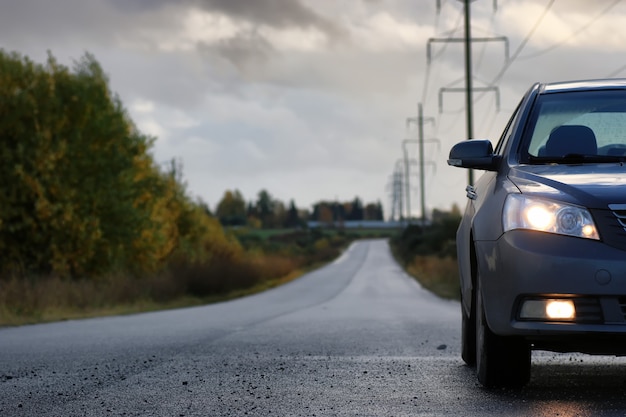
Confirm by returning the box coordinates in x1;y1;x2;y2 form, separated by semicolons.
2;239;626;416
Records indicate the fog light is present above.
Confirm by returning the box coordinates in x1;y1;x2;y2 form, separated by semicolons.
520;299;576;320
546;300;575;319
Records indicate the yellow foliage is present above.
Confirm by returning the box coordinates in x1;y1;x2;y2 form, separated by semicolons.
314;238;330;251
0;50;240;280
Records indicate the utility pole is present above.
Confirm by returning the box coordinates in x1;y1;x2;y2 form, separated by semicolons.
427;37;509;65
393;160;405;222
437;0;497;13
405;103;437;225
402;141;411;223
463;0;474;185
429;0;507;185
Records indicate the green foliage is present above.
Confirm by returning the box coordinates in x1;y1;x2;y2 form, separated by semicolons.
391;208;462;264
234;227;349;260
215;189;247;226
256;189;273;226
0;50;240;279
390;207;462;300
311;199;384;223
0;51;144;276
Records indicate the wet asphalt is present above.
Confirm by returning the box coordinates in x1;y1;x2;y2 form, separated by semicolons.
2;239;626;416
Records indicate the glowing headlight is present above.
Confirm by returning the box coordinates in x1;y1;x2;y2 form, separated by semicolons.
503;194;599;240
525;204;554;231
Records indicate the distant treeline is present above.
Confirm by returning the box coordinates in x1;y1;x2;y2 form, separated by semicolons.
215;189;384;229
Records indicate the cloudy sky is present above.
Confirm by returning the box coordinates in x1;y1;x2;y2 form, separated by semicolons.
1;0;625;219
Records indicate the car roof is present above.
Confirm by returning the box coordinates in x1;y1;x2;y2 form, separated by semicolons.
539;79;626;94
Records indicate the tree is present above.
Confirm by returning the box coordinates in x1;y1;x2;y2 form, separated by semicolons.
256;189;274;228
364;201;384;221
285;200;300;228
0;50;241;278
348;197;364;220
215;190;247;226
318;204;334;225
0;51;163;276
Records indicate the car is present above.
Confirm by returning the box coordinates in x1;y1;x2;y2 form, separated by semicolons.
447;79;626;388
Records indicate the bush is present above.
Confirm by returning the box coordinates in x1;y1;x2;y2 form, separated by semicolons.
406;255;460;300
390;208;462;300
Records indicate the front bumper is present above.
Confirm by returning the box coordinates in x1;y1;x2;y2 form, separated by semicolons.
476;230;626;353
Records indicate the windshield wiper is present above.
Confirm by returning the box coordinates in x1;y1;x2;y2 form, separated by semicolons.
528;153;626;164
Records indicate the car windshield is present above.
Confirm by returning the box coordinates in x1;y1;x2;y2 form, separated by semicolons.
523;90;626;164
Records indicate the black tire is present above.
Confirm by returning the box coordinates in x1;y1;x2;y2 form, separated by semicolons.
461;290;476;366
475;277;531;388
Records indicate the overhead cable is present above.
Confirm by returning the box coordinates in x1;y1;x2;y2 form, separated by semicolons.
517;0;621;61
487;0;555;87
605;64;626;78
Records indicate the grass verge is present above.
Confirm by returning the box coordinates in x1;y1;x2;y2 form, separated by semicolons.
0;267;311;327
0;240;348;327
403;255;460;300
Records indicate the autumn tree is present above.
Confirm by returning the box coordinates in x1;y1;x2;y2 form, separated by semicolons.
311;201;340;225
0;51;159;276
0;50;240;278
364;201;384;220
215;190;247;226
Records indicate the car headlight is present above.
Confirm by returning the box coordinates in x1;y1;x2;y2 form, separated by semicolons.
503;194;599;240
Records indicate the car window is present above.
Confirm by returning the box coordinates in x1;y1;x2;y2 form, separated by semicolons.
525;90;626;159
494;99;523;157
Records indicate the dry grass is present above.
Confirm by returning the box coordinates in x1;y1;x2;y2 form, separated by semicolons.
0;250;326;327
405;255;460;300
0;232;351;327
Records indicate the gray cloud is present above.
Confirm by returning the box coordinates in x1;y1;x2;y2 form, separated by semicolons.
2;0;626;216
193;0;348;42
212;30;276;76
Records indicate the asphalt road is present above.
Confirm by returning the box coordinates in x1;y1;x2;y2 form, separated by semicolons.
3;239;626;416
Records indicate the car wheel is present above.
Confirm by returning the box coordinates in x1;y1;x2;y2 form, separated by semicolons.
475;276;530;388
461;290;476;366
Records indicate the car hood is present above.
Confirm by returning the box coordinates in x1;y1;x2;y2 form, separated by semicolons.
508;164;626;208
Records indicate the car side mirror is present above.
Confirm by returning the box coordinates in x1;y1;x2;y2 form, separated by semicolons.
447;139;500;171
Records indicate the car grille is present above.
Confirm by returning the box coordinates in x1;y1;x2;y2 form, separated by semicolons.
591;207;626;252
612;206;626;229
618;297;626;321
573;298;603;323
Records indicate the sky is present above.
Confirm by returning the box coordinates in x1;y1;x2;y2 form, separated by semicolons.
1;0;626;220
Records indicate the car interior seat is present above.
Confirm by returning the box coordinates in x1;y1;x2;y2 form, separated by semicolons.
543;125;597;157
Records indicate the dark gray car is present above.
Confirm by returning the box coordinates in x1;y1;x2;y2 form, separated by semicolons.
448;79;626;388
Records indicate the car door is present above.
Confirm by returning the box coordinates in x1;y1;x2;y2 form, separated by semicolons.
457;100;524;315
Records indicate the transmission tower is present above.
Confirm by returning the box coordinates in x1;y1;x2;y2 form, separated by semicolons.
388;160;405;222
430;0;507;185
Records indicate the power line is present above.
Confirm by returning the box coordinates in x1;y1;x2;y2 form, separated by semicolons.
421;8;465;105
487;0;555;87
438;86;500;113
427;36;509;65
475;98;496;136
605;64;626;78
474;6;500;73
517;0;621;61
